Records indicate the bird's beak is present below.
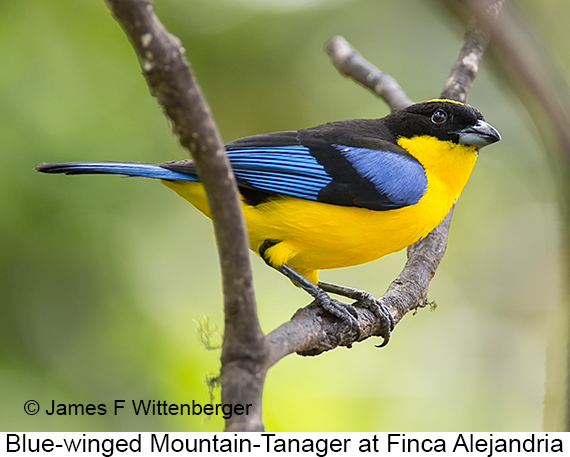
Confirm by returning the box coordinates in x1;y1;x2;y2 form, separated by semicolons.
457;119;501;148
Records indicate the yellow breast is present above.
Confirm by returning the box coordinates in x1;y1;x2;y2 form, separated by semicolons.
162;136;478;284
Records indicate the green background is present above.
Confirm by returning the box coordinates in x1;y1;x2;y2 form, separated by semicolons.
1;0;568;431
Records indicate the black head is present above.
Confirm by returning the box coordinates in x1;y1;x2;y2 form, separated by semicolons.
384;100;501;148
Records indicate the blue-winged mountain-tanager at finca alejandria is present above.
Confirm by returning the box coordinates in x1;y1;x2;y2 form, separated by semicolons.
36;99;501;344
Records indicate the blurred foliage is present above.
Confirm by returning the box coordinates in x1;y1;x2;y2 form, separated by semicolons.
1;0;568;431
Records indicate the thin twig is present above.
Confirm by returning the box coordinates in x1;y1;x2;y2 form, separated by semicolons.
441;0;505;101
326;36;413;111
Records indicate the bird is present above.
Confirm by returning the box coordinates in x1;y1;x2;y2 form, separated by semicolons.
36;99;500;344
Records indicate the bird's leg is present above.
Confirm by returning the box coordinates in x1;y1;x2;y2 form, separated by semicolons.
276;264;361;339
318;281;394;347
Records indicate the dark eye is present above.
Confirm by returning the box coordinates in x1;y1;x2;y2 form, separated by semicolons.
431;110;448;124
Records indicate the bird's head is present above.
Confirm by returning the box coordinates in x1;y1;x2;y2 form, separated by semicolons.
385;99;501;149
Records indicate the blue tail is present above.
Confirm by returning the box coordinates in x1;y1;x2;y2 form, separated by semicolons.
35;161;197;181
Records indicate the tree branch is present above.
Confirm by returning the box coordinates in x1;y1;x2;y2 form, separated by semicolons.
440;0;505;102
104;0;264;432
325;36;413;111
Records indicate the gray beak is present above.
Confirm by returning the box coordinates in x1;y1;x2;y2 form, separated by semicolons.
458;119;501;148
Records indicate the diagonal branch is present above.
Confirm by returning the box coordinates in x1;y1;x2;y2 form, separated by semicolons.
441;0;505;102
104;0;264;431
325;36;413;111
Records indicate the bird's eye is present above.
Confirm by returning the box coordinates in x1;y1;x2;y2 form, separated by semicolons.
431;110;448;124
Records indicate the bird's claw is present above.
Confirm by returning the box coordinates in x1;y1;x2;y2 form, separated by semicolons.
317;292;394;347
319;297;362;342
351;292;394;347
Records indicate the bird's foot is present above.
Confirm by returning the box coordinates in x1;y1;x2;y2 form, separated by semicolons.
276;265;361;342
316;296;361;343
318;282;394;347
352;291;394;347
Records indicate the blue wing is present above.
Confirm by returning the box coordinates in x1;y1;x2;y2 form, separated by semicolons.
334;145;427;209
227;145;332;201
225;143;427;210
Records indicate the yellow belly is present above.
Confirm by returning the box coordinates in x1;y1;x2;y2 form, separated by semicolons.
162;173;454;283
162;136;478;284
